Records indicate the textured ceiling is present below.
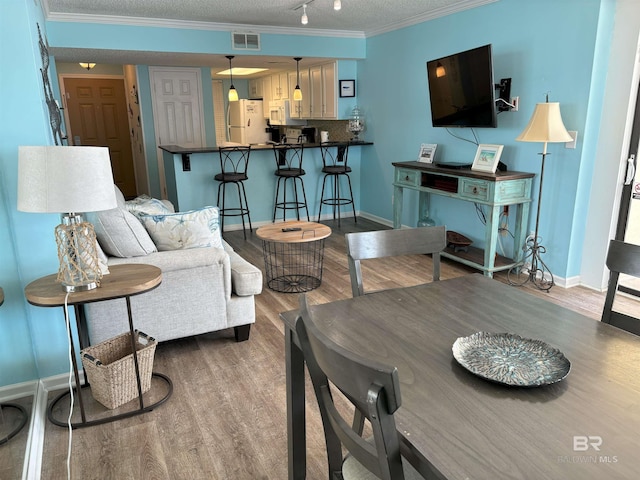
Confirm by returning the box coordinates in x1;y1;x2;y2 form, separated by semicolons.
44;0;497;73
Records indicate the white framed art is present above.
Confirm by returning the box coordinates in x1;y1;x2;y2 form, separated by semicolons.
418;143;437;163
471;144;503;173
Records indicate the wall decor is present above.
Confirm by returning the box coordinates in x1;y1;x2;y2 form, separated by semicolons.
37;24;64;145
339;79;355;97
471;144;504;173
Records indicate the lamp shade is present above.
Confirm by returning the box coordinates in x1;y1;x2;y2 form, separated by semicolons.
18;146;117;214
516;102;572;143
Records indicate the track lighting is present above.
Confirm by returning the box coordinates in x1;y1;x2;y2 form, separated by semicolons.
226;55;238;102
293;57;303;101
301;4;308;25
334;0;342;10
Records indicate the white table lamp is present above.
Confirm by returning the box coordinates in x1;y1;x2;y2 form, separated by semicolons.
18;146;117;292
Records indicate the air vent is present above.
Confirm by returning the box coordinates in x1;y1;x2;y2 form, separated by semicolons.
232;32;260;51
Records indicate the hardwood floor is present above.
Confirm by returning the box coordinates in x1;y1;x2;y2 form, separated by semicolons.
0;395;32;480
38;217;612;479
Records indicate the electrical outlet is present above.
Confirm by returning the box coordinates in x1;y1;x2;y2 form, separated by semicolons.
511;96;519;112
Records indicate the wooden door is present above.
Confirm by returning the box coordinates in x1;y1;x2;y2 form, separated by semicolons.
64;78;137;198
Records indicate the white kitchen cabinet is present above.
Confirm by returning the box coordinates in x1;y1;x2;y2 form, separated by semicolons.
262;75;272;117
271;72;289;101
248;78;263;98
308;62;337;119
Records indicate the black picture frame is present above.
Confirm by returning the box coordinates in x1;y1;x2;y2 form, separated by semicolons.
339;79;356;97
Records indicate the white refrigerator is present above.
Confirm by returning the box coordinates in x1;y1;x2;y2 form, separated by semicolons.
227;99;270;144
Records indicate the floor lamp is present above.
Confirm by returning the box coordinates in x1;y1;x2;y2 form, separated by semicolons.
508;98;572;291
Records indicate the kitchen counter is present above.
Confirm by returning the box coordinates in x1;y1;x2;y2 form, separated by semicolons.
159;140;373;155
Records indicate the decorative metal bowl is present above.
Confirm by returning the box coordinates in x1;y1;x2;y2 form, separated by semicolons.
452;332;571;387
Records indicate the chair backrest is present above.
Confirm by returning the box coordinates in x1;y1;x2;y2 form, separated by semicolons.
320;142;349;169
601;239;640;335
345;226;447;297
218;145;251;175
295;294;405;480
272;144;304;173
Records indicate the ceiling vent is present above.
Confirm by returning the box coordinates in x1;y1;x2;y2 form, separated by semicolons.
232;32;260;51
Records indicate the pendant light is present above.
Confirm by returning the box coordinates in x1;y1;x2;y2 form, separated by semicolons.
226;55;239;102
301;4;308;25
293;57;303;101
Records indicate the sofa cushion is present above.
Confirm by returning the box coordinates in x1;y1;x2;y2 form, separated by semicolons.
139;206;224;251
89;208;158;258
125;195;172;217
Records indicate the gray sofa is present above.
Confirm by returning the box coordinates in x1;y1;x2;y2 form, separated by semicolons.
84;188;263;344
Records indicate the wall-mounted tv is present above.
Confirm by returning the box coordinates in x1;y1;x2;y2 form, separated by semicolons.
426;44;497;128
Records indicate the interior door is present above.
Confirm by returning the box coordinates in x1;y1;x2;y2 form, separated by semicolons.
149;67;205;198
63;77;137;198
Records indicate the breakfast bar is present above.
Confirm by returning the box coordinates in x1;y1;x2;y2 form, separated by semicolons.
159;142;372;228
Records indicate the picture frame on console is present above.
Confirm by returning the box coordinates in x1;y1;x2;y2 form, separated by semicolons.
472;144;504;173
418;143;437;163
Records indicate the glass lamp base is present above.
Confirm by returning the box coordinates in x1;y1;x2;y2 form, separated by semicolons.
55;214;103;292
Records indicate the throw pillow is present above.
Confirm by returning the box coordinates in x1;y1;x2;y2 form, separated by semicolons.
139;206;223;251
88;207;158;258
125;195;172;218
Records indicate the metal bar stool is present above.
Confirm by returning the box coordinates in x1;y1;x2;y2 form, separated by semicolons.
215;145;252;239
317;142;356;225
272;144;310;222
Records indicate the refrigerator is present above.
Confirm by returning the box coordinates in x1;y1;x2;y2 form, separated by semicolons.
227;99;270;144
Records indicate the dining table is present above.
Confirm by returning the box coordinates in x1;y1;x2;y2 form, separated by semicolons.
280;274;640;479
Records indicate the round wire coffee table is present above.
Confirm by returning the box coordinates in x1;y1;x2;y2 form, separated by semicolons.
257;221;332;293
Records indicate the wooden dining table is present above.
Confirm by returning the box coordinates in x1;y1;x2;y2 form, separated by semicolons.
280;274;640;479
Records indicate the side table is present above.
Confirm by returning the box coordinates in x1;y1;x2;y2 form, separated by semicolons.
24;264;173;428
257;221;332;293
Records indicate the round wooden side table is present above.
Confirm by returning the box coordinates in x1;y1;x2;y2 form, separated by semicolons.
257;221;332;293
24;264;173;428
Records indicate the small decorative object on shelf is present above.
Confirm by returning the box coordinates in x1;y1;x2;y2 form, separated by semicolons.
348;106;365;142
418;143;437;163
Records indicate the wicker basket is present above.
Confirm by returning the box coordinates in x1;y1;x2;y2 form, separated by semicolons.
81;330;157;410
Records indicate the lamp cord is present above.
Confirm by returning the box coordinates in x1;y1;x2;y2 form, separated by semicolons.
63;292;74;480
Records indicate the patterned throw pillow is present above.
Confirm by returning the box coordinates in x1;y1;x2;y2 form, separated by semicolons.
125;195;172;217
139;206;223;251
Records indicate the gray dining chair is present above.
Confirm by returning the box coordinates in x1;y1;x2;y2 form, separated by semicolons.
295;294;425;480
601;239;640;335
345;226;447;297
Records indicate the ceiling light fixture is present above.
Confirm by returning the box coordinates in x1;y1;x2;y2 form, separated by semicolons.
226;55;239;102
79;62;96;70
301;4;308;25
293;57;303;101
334;0;342;10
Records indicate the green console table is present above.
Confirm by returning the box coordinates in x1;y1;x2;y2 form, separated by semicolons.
392;161;535;277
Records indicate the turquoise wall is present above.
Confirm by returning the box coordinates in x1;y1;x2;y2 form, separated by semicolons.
0;0;618;383
359;0;606;277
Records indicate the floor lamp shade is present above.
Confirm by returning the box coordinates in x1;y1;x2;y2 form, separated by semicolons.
18;146;117;291
516;102;572;148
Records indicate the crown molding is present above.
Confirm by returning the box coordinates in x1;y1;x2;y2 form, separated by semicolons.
44;12;366;39
365;0;499;37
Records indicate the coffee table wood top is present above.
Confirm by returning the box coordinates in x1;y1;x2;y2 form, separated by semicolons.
256;221;331;243
24;264;162;307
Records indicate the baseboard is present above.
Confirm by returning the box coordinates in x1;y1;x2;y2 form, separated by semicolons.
0;379;38;403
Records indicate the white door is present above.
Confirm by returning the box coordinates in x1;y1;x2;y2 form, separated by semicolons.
150;67;205;198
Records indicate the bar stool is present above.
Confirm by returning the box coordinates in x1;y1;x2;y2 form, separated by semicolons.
271;144;310;223
215;145;252;239
317;142;356;225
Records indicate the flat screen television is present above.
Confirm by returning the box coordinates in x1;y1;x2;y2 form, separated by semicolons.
426;44;497;128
